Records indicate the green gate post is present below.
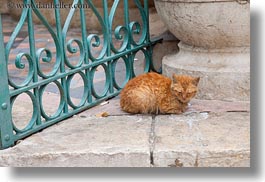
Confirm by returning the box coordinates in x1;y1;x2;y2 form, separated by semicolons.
0;14;15;149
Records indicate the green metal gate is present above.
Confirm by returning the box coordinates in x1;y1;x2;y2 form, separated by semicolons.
0;0;160;149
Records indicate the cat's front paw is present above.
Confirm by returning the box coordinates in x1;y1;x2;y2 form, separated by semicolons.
168;109;183;115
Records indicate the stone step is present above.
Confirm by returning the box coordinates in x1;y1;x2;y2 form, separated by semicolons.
153;112;250;167
0;115;152;167
0;100;250;167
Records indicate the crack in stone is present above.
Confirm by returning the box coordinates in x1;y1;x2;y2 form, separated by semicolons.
226;110;249;113
149;114;156;166
194;153;199;167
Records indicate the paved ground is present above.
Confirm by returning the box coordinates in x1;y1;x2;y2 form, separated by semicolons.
0;13;250;167
0;98;250;167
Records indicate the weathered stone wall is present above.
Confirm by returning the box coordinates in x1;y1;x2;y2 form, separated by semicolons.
5;0;155;31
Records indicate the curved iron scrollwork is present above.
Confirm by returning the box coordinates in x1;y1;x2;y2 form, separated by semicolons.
0;0;161;149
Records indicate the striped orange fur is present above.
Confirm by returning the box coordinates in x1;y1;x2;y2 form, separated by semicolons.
120;72;200;114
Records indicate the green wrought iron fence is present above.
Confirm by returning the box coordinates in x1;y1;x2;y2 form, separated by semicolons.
0;0;161;149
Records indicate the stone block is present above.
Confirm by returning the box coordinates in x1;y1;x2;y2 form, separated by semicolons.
153;112;250;167
0;115;152;167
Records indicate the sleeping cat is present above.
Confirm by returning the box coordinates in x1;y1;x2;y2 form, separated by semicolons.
120;72;200;114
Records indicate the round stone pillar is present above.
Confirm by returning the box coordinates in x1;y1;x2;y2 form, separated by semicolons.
154;0;250;101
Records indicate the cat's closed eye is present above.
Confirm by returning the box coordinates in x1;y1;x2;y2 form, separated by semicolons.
186;92;195;97
172;87;183;93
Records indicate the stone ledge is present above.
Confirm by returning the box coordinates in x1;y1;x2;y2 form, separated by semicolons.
0;100;250;167
153;112;250;167
0;115;152;167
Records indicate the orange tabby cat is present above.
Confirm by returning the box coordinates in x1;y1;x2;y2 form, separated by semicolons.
120;72;200;114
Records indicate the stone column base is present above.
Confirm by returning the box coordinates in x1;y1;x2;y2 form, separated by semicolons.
162;42;250;101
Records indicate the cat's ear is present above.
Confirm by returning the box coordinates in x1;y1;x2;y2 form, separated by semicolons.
172;74;178;83
193;77;200;86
